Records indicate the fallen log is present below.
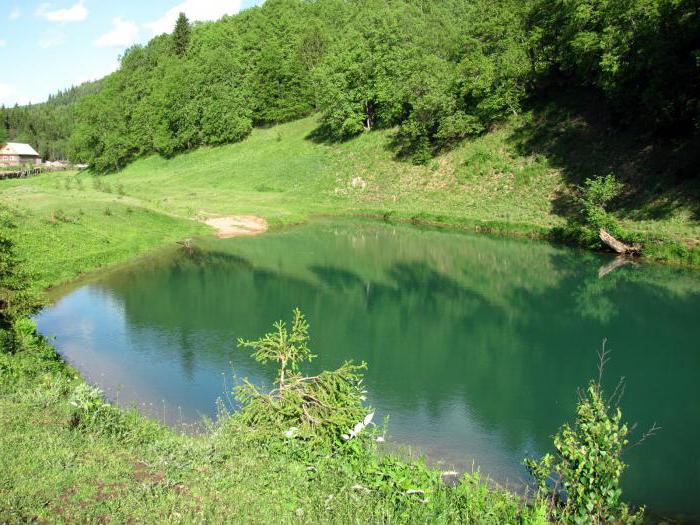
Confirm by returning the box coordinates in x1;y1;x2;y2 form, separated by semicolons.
599;228;641;255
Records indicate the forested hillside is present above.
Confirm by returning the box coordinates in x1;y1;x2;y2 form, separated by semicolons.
2;0;698;173
62;0;699;173
0;81;101;161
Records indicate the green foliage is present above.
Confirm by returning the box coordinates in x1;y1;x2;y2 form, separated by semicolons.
14;0;694;173
525;349;645;524
315;0;531;161
171;12;191;57
67;383;131;438
579;174;623;233
0;207;39;332
62;0;536;169
7;0;699;175
70;26;252;169
8;318;39;351
68;383;110;425
528;0;700;132
0;80;101;160
238;308;314;379
551;174;629;251
235;309;372;450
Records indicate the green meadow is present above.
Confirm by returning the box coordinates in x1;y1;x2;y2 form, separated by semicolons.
2;114;699;293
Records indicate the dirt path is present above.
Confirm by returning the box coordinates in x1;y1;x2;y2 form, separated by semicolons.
203;215;269;238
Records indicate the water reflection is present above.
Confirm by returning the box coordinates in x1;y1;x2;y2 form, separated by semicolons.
36;219;700;519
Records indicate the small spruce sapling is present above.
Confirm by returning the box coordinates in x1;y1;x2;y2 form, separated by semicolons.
235;309;371;449
238;308;315;391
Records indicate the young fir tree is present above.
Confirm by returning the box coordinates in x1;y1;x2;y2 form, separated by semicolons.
172;12;191;57
0;208;38;331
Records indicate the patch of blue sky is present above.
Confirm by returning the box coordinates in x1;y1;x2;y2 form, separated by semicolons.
0;0;263;106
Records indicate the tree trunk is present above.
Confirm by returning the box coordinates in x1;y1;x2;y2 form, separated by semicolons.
599;228;640;255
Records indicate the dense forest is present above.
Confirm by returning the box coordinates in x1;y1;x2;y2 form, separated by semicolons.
3;0;699;170
0;81;101;161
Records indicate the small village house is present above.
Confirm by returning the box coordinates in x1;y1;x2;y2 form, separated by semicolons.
0;142;42;167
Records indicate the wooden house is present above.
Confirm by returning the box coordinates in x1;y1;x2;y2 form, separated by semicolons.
0;143;42;167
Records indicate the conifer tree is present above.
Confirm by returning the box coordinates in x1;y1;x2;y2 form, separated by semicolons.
172;12;191;57
0;208;37;330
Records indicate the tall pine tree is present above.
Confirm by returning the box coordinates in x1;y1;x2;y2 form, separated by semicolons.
172;12;191;57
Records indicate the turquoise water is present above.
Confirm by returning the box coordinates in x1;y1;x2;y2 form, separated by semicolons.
36;219;700;520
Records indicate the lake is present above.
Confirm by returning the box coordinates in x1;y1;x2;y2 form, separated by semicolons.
36;219;700;520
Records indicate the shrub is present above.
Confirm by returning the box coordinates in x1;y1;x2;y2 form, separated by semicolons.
525;345;647;524
0;208;39;333
578;174;623;234
68;383;128;437
234;309;373;452
7;318;38;352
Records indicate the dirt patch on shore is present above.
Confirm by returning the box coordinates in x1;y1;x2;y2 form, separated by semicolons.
204;215;268;238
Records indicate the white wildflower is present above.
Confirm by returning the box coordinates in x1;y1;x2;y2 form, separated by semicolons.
284;427;299;438
342;411;376;442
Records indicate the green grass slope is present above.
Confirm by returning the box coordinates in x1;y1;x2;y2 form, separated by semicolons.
2;110;699;292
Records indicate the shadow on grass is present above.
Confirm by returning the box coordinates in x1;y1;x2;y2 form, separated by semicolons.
305;122;358;145
510;88;700;222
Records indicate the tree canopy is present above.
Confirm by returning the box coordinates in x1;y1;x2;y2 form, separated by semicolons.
3;0;696;170
0;81;101;160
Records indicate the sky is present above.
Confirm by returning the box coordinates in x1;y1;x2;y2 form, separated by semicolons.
0;0;264;107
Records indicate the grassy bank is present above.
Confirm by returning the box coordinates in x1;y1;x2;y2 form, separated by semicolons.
1;318;546;524
2;111;699;295
1;111;680;522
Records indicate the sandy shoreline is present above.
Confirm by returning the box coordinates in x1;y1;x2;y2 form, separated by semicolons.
204;215;269;238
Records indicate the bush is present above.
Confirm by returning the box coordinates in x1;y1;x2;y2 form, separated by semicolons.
553;174;634;251
0;208;39;333
525;345;647;524
5;318;38;352
68;383;129;437
578;174;623;234
234;309;374;453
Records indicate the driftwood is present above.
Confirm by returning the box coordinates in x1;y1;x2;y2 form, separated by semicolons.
599;228;640;256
